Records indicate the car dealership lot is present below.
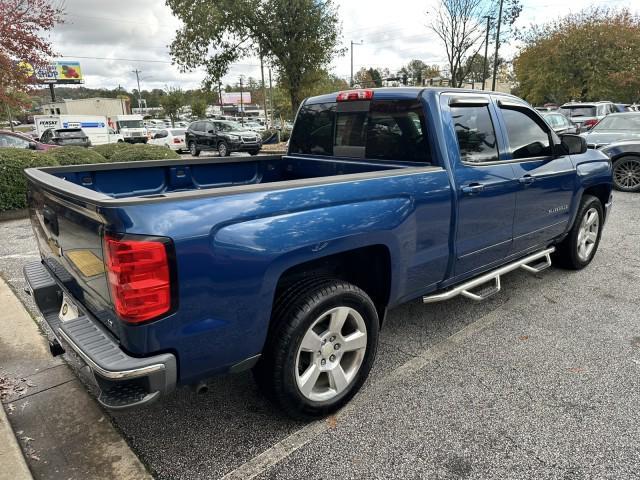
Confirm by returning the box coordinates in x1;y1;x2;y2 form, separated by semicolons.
0;192;638;479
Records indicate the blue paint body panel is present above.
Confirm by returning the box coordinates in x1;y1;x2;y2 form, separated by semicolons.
25;87;613;385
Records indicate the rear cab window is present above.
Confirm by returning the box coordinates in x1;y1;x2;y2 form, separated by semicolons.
289;96;431;164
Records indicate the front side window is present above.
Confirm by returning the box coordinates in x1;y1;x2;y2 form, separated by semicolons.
501;108;552;160
450;105;499;163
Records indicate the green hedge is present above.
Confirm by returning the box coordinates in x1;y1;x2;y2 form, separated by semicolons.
109;144;179;163
44;146;107;165
0;149;59;212
0;144;181;212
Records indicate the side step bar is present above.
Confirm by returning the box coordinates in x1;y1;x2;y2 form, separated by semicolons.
423;247;555;304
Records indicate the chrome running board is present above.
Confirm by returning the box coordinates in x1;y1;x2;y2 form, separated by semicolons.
423;247;555;303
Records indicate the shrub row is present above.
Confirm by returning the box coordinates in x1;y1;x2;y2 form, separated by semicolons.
0;144;180;212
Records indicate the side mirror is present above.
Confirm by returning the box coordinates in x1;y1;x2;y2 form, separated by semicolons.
28;142;37;150
560;134;587;155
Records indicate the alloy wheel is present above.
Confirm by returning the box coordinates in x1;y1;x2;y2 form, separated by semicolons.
577;207;600;262
613;158;640;190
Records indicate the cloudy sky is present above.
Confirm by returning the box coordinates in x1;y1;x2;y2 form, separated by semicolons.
47;0;635;92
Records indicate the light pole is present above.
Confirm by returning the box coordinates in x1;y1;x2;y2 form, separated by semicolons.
482;16;494;90
350;40;363;87
132;69;143;111
239;75;245;125
491;0;504;91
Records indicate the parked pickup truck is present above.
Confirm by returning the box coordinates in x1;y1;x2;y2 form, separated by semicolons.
23;88;613;419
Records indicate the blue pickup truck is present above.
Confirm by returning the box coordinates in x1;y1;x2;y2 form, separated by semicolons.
23;88;613;418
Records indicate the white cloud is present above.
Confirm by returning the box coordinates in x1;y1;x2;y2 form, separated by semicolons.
48;0;637;92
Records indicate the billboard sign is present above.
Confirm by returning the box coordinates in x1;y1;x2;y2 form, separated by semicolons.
221;92;252;105
26;61;84;84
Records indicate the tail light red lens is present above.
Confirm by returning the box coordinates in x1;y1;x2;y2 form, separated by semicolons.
103;234;174;323
336;89;374;102
583;119;599;129
173;138;181;143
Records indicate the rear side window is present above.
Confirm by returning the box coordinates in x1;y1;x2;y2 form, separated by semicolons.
289;102;335;156
450;106;499;163
289;99;430;162
501;109;552;159
190;122;202;132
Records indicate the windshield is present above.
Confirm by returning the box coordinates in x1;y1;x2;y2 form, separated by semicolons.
592;114;640;132
560;106;596;118
118;120;144;128
216;121;242;131
170;129;185;136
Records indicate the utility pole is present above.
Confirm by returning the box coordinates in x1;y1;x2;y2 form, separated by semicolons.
491;0;504;92
482;16;494;90
350;40;363;87
260;55;268;126
218;81;223;113
268;67;274;129
239;75;245;125
132;69;143;112
49;83;56;102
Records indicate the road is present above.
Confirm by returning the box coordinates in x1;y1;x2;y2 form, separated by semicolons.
0;192;638;479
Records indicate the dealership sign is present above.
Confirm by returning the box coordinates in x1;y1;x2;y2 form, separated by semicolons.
221;92;252;104
23;60;84;84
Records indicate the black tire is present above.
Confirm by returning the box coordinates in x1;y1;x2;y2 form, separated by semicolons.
189;141;200;157
612;156;640;192
554;195;604;270
249;150;260;156
217;141;229;157
253;279;379;419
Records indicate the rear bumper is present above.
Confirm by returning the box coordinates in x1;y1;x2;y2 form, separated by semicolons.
23;261;177;410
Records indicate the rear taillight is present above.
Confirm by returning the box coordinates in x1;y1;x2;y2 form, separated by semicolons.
173;138;181;143
583;119;599;129
103;234;174;324
336;89;374;102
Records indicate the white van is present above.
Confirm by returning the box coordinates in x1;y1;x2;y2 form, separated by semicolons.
109;114;147;143
33;115;124;145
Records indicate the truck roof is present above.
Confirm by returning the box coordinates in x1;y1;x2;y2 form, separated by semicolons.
305;87;519;105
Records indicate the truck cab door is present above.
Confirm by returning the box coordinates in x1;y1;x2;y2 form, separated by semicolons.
444;94;518;276
494;99;576;253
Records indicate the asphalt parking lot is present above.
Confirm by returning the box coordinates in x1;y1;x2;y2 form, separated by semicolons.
0;192;638;479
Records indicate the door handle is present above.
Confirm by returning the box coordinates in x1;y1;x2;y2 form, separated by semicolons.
518;175;535;185
461;183;485;195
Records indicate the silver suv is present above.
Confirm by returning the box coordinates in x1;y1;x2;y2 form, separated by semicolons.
559;101;616;132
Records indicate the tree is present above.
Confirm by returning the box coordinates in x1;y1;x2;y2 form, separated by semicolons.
514;8;640;104
160;88;184;127
429;0;520;87
167;0;343;114
0;0;63;128
191;98;207;119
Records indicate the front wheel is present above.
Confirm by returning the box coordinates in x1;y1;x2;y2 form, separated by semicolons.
554;195;604;269
217;141;229;157
253;280;379;419
249;149;260;156
612;156;640;192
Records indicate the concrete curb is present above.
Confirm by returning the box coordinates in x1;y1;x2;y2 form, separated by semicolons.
0;209;28;222
0;401;32;480
0;276;152;480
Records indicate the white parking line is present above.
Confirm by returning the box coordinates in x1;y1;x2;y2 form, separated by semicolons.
0;253;39;260
221;307;502;480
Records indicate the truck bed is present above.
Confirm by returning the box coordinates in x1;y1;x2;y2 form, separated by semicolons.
28;155;414;202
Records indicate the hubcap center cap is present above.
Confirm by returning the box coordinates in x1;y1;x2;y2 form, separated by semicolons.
321;342;334;357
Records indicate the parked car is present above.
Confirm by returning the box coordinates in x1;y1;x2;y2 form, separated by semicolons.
185;119;262;156
0;130;55;150
23;88;612;419
580;112;640;149
243;121;267;132
559;101;616;131
614;104;631;113
600;141;640;192
149;128;187;152
40;128;91;148
542;112;579;134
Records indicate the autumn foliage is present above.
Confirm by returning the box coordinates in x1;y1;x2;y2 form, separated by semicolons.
514;9;640;104
0;0;63;106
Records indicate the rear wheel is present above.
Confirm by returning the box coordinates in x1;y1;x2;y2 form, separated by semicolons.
217;141;229;157
189;141;200;157
253;279;379;419
249;150;260;156
612;156;640;192
554;195;603;269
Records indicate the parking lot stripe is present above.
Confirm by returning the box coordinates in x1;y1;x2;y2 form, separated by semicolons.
221;305;503;480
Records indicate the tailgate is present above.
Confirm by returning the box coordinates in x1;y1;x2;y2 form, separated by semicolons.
26;178;118;337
